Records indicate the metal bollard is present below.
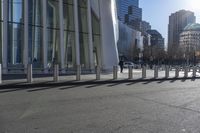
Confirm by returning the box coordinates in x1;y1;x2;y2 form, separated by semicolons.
76;65;81;81
96;66;101;80
184;66;188;78
142;66;146;79
175;66;179;78
0;64;2;84
154;66;158;78
193;66;196;77
128;66;133;79
53;64;59;82
165;66;169;78
113;66;118;80
27;64;33;83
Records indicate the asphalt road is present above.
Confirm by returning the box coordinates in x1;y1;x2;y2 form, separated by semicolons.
1;79;200;133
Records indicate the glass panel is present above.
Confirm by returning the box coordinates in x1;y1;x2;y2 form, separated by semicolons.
47;0;59;28
8;23;24;65
93;35;101;66
78;0;87;8
0;0;2;20
92;12;100;35
78;7;88;33
29;26;42;68
64;31;75;68
0;21;2;63
8;0;24;23
80;33;89;68
28;0;42;26
63;3;74;31
47;28;60;66
63;0;73;4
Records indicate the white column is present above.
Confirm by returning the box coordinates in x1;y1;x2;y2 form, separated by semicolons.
87;0;94;70
42;0;48;73
23;0;29;71
2;0;8;73
59;0;65;71
73;0;80;65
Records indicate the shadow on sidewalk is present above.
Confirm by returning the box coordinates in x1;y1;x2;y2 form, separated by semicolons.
0;77;199;93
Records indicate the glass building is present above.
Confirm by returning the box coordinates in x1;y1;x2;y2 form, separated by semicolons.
0;0;119;73
116;0;142;24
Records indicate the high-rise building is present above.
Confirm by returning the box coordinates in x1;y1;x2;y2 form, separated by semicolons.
147;29;165;60
116;0;142;25
140;21;151;33
0;0;119;73
168;10;196;57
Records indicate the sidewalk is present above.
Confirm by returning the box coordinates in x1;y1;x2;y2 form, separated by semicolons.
1;69;200;87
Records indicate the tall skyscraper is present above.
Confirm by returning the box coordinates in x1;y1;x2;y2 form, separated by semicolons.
168;10;196;57
117;0;142;25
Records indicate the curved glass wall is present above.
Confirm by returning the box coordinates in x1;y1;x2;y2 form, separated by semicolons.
8;0;24;66
28;0;42;68
63;1;75;68
47;0;60;66
0;1;2;64
92;11;101;66
78;0;90;69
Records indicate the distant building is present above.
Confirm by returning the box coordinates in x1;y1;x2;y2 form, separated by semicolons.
168;10;196;58
140;21;151;33
179;23;200;63
147;30;165;59
117;21;144;61
116;0;142;26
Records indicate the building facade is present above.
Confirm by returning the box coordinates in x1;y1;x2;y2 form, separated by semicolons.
168;10;196;58
179;23;200;64
146;29;165;61
116;0;142;25
117;21;145;61
0;0;119;73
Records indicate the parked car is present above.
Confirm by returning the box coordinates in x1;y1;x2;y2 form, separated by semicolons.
123;61;135;68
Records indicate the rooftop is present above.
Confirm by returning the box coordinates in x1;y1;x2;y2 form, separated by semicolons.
184;23;200;31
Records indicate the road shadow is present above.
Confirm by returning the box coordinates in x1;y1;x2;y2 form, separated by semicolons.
1;77;200;93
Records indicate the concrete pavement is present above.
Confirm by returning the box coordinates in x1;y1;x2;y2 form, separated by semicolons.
1;76;200;132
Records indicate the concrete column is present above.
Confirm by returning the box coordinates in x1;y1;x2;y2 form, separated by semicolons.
42;0;48;73
113;66;118;79
23;0;29;72
59;0;65;71
27;64;33;83
0;64;2;84
96;66;101;80
2;0;8;73
87;0;94;70
128;66;133;79
154;66;158;78
76;65;81;81
142;66;146;78
53;64;59;82
74;0;80;65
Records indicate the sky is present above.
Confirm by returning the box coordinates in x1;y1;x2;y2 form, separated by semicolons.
139;0;200;45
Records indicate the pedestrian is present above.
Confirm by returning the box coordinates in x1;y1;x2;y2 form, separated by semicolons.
119;60;124;73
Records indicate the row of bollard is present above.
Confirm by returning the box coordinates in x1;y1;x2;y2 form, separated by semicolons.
0;64;200;84
26;64;101;83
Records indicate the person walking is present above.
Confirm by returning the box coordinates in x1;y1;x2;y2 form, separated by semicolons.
119;60;124;73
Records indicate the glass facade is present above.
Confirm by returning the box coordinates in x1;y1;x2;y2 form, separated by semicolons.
8;0;24;66
0;0;120;73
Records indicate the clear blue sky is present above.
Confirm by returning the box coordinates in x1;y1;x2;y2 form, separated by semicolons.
139;0;200;45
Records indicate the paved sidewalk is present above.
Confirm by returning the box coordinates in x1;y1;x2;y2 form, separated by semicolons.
1;68;200;87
